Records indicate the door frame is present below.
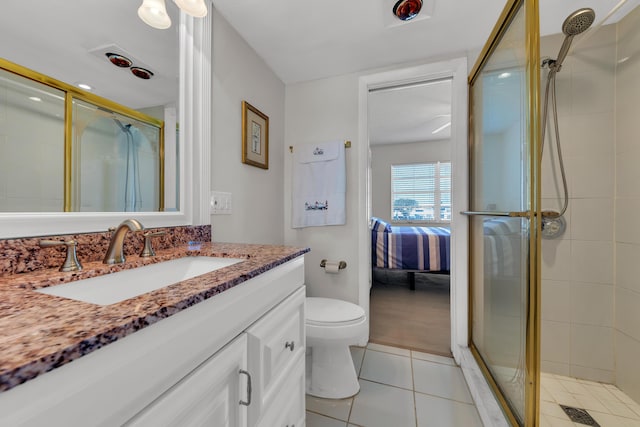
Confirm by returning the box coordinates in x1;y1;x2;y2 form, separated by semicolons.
357;57;469;362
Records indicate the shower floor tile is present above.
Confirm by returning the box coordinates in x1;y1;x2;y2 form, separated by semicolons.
540;373;640;427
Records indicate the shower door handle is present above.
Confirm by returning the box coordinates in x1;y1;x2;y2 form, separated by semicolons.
461;211;529;218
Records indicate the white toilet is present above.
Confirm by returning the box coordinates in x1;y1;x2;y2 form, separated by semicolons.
305;297;367;399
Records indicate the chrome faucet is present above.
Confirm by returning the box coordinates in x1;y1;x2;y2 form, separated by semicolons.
103;219;144;264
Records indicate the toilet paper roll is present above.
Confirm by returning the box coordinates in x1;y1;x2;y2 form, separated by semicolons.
324;261;341;274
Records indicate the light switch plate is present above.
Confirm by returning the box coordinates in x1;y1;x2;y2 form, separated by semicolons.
211;191;232;215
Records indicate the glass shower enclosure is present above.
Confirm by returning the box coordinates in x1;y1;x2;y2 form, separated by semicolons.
467;0;541;425
0;58;165;213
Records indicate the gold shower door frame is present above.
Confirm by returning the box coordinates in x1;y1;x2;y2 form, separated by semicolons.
0;58;165;212
467;0;541;426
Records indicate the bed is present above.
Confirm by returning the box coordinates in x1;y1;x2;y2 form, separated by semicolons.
371;217;450;290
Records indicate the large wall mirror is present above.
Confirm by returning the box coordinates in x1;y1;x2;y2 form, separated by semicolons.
0;0;211;238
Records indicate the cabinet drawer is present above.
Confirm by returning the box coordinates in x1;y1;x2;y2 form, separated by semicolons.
247;286;305;423
257;353;305;427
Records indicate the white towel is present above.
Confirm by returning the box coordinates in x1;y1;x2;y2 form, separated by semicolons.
292;140;346;228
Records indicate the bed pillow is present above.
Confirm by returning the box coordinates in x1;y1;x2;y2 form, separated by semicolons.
371;217;392;232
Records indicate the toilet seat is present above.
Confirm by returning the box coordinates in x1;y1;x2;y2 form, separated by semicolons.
306;297;365;326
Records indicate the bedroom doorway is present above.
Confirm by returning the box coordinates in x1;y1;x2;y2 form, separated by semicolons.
367;78;454;356
358;57;468;363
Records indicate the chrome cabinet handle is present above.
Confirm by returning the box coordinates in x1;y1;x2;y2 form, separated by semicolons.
285;341;295;351
239;369;252;406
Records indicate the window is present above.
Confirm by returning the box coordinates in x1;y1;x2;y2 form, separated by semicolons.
391;162;451;223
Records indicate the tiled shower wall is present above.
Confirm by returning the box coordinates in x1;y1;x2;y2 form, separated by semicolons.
614;4;640;404
540;26;616;382
541;6;640;404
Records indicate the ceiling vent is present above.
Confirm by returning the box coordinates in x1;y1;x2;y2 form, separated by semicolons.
89;44;157;80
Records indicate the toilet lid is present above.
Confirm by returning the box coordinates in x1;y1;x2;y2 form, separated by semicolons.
306;297;365;326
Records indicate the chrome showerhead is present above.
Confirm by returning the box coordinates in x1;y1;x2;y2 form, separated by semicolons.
552;8;595;72
562;8;595;36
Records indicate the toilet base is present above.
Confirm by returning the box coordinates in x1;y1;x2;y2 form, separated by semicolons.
306;344;360;399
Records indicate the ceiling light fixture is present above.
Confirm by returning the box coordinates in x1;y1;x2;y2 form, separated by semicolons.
131;67;154;80
432;122;451;134
138;0;172;29
138;0;208;29
77;83;92;91
393;0;423;21
106;53;133;68
173;0;208;17
29;97;42;102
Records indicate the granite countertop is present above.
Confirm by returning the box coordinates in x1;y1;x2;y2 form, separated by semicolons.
0;242;309;393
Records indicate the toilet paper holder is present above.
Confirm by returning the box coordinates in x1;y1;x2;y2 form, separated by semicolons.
320;259;347;270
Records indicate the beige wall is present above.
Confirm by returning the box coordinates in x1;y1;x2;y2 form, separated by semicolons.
284;73;361;302
370;139;451;224
614;4;640;403
282;57;470;355
210;8;286;244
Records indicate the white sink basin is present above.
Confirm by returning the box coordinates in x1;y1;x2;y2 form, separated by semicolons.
37;256;244;306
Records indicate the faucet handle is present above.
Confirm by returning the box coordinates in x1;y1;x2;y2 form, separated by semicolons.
140;231;166;257
39;239;83;272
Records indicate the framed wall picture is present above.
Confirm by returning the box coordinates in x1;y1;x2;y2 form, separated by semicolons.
241;101;269;169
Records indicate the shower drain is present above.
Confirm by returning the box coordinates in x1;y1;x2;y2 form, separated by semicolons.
560;405;601;426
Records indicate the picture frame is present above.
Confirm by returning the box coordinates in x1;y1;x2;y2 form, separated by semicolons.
241;101;269;169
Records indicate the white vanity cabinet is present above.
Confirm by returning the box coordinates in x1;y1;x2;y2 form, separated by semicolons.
126;286;307;427
257;355;306;427
125;334;249;427
0;256;306;427
247;286;305;426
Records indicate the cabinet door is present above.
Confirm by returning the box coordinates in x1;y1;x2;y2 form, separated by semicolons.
247;287;305;425
257;353;305;427
125;334;249;427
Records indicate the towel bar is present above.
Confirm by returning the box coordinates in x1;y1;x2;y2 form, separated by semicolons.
289;140;351;153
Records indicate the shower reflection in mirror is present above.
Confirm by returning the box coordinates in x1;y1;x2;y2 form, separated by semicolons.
72;101;162;212
0;61;166;213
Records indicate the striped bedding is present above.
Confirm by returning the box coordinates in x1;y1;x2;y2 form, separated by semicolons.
371;226;451;272
483;218;523;278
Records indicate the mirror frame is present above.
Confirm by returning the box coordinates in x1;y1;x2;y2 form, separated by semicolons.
0;12;211;238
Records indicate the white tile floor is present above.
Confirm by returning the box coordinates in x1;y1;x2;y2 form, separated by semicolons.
305;343;483;427
540;372;640;427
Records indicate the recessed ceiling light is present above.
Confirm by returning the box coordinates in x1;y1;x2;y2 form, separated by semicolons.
105;52;133;68
130;67;154;80
498;72;511;79
393;0;422;21
618;56;630;64
29;96;42;102
77;83;92;91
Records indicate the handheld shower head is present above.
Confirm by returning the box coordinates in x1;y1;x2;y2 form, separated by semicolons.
562;8;596;36
553;8;595;71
